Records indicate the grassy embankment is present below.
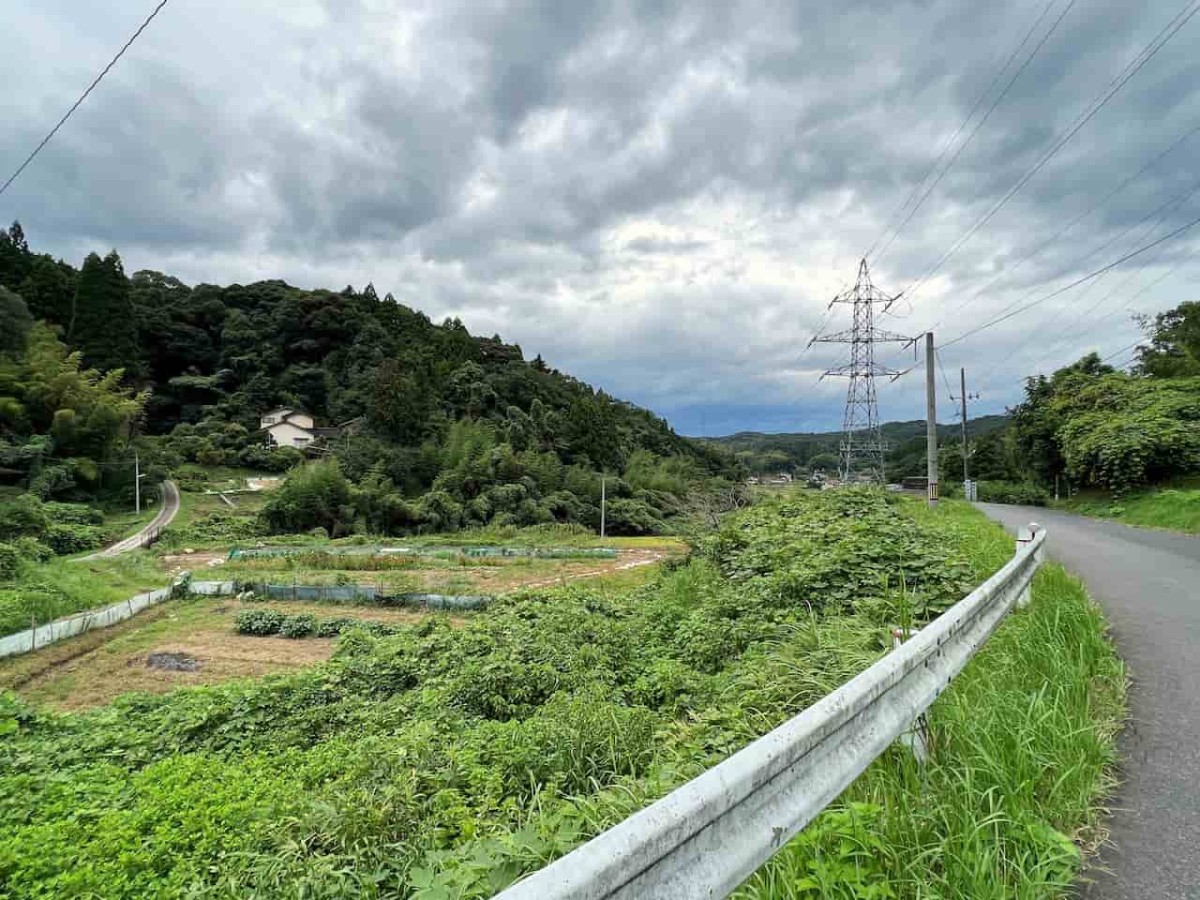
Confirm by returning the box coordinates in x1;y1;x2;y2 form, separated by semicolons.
1055;479;1200;533
0;492;1124;898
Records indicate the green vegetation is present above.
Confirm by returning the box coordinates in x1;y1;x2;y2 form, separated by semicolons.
708;416;1010;480
0;491;1123;897
0;552;165;637
1056;481;1200;533
235;608;404;639
740;563;1124;899
973;480;1051;506
0;222;743;552
1001;301;1200;502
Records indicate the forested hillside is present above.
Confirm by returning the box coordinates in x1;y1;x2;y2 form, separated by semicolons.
709;415;1010;480
0;222;740;536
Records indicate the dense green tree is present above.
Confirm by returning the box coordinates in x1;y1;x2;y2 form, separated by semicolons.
1136;300;1200;377
71;251;138;374
0;222;31;291
0;287;33;355
0;226;744;528
0;323;145;496
18;255;75;324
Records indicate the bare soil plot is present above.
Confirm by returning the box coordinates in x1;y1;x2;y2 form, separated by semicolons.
0;597;446;711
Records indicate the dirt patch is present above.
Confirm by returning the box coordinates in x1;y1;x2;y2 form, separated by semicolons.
160;549;227;573
520;549;670;590
0;604;176;692
145;651;200;672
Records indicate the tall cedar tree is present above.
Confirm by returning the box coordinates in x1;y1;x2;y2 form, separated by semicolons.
71;251;138;375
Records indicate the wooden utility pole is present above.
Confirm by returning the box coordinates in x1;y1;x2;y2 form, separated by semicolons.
925;332;938;507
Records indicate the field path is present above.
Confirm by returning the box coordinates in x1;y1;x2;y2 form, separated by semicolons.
83;479;180;560
978;503;1200;899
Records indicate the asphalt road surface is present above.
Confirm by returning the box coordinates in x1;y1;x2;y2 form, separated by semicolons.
978;503;1200;900
83;479;180;560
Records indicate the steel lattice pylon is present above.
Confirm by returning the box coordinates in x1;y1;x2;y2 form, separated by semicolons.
810;260;912;483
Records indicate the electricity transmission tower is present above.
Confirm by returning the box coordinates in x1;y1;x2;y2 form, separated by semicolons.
810;260;912;483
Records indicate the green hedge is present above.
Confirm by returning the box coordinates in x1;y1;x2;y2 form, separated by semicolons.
976;480;1051;506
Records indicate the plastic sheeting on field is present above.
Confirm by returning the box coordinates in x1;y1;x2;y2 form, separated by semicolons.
227;545;617;561
0;574;190;659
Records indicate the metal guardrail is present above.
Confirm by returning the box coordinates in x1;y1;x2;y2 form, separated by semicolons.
495;525;1048;900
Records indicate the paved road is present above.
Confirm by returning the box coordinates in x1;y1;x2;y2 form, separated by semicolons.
83;479;180;560
978;504;1200;900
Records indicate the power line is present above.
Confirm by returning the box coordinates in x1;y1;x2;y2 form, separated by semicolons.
935;349;955;402
941;210;1200;348
1014;178;1200;367
870;0;1069;265
926;115;1200;335
1031;233;1200;370
0;0;170;199
1101;339;1143;363
899;0;1200;307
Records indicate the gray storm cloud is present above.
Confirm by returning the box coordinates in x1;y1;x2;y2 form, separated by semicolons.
2;0;1198;433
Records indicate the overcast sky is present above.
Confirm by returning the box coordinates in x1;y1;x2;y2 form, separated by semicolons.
3;0;1199;434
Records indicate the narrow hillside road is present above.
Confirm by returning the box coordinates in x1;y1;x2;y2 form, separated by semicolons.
83;480;180;560
977;503;1200;899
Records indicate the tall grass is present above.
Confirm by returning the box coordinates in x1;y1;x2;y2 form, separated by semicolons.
736;563;1125;899
1060;483;1200;533
0;553;166;637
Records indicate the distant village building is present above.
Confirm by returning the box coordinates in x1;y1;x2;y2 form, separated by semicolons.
259;408;347;451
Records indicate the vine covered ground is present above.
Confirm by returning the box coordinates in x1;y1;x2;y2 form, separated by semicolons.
0;491;1123;898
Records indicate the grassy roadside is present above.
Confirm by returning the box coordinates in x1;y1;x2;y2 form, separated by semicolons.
1055;482;1200;534
738;560;1126;899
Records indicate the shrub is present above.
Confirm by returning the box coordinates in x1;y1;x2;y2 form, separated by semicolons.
0;494;49;538
0;543;22;581
13;537;53;564
260;459;355;536
279;614;318;638
43;502;104;526
603;498;666;535
976;480;1051;506
315;617;356;638
43;523;105;555
234;609;285;636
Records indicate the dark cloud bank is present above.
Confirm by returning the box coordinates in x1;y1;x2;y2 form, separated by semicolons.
3;0;1198;433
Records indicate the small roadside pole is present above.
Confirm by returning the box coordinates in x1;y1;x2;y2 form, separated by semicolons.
600;475;607;540
891;626;931;762
1016;525;1041;608
135;451;142;514
925;332;938;507
953;368;980;501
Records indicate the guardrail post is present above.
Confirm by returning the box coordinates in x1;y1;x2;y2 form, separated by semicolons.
891;626;930;763
1015;524;1041;609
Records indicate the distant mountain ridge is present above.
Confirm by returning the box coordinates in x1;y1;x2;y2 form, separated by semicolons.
705;415;1010;476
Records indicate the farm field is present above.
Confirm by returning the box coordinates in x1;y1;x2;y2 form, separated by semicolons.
0;491;1124;899
0;528;682;710
0;596;453;710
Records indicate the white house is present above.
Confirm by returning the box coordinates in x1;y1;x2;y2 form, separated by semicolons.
260;408;318;449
